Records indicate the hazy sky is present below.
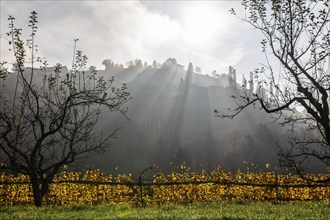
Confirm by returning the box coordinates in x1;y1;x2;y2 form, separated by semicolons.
0;0;266;78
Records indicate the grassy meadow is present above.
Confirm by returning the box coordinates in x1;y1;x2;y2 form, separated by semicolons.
0;202;329;220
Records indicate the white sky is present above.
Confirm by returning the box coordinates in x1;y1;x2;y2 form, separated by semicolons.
0;0;267;78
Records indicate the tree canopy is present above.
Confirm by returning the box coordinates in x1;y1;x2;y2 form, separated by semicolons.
219;0;330;182
0;11;131;206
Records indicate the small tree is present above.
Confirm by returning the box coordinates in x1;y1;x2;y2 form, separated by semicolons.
0;12;131;206
195;66;202;74
218;0;330;182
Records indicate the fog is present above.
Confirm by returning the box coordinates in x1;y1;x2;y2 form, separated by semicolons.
81;59;289;175
3;58;324;176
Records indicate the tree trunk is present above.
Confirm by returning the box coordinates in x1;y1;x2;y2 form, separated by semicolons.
30;174;52;207
30;176;43;207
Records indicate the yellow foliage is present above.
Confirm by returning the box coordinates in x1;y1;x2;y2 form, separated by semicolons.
0;168;329;206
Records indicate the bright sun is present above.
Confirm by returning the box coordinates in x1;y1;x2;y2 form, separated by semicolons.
181;4;222;47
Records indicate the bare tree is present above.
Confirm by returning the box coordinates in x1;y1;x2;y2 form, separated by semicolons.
217;0;330;183
0;12;131;206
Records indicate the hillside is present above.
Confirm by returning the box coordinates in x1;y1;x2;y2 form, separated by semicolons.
84;60;285;174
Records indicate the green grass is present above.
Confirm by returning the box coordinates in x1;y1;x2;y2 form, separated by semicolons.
0;203;329;220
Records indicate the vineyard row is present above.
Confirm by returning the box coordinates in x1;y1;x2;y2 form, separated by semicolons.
1;169;329;206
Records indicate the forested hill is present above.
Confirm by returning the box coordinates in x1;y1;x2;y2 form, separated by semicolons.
84;59;286;175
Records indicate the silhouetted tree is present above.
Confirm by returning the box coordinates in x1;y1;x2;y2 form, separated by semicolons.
102;59;115;71
165;58;177;66
184;63;194;88
195;66;202;74
174;146;193;168
188;63;194;72
219;0;330;182
89;65;96;72
205;129;218;172
152;60;157;69
134;59;143;69
127;60;134;68
0;12;131;206
211;70;217;77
